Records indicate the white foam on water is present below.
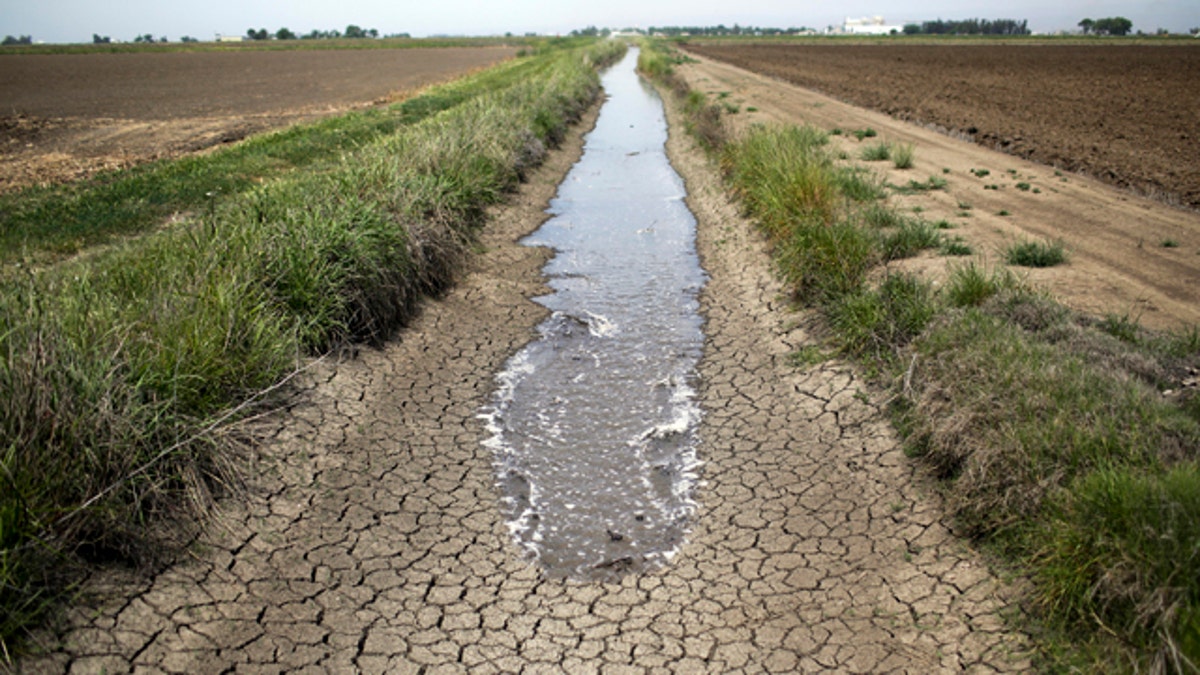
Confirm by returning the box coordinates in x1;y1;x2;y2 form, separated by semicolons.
582;310;619;338
478;47;708;581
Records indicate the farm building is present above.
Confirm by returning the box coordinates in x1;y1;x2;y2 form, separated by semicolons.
840;16;904;35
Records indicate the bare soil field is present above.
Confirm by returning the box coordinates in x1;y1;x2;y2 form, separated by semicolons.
682;42;1200;209
673;50;1200;330
0;47;516;191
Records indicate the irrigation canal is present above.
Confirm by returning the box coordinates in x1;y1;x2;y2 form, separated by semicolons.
482;48;708;581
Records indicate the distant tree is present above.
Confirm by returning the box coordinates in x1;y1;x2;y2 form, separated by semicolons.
133;33;157;43
181;36;198;43
1079;18;1094;34
1093;17;1133;36
912;18;1028;35
903;24;921;35
92;33;111;44
2;35;33;45
275;27;296;40
344;24;366;38
368;28;378;38
160;36;168;42
1191;27;1199;35
246;27;269;40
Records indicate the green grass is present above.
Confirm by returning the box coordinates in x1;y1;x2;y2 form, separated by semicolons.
900;305;1200;673
860;142;891;161
787;345;833;369
891;143;915;169
880;219;943;261
651;48;1200;668
888;176;946;194
829;273;938;365
0;37;626;656
1006;239;1067;267
857;139;915;169
944;262;1019;307
940;237;972;257
0;51;579;266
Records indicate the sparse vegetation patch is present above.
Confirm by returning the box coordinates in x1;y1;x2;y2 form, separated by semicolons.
650;50;1200;668
1006;239;1067;267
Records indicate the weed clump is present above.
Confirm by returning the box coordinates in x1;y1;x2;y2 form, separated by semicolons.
1006;239;1067;267
860;142;891;162
892;143;915;169
880;219;942;261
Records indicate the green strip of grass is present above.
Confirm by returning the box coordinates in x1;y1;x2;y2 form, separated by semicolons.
0;47;579;266
645;39;1200;671
0;38;626;655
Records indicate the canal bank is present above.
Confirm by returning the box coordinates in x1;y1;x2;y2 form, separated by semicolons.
19;49;1029;673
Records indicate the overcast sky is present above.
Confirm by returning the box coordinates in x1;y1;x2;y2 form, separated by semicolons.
2;0;1195;43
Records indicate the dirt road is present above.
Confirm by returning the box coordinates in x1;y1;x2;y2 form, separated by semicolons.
16;75;1031;671
678;53;1200;331
682;42;1200;209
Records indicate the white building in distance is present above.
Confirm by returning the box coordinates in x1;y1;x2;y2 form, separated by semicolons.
840;16;904;35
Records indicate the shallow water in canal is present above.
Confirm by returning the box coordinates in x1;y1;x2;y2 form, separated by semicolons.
481;48;707;581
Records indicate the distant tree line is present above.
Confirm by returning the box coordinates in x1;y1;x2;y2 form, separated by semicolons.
647;25;813;37
902;18;1029;35
247;25;381;41
568;26;610;37
2;35;33;45
1078;17;1134;36
92;33;197;44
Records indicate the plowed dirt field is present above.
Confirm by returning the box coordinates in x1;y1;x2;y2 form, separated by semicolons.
681;42;1200;208
0;46;516;192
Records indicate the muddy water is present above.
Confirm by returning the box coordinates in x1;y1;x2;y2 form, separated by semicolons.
481;48;707;581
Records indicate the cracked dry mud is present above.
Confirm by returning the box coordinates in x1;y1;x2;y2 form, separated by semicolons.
17;83;1030;674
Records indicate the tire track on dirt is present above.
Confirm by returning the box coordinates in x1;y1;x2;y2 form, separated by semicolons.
677;54;1200;330
17;79;1030;674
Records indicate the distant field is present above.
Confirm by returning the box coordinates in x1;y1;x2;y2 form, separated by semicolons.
0;45;518;190
682;41;1200;207
0;46;519;119
0;36;532;55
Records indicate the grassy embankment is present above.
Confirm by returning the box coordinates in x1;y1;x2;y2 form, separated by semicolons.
0;40;580;266
640;41;1200;672
0;37;627;656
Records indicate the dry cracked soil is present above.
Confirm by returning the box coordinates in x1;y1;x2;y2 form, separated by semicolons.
15;73;1033;674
